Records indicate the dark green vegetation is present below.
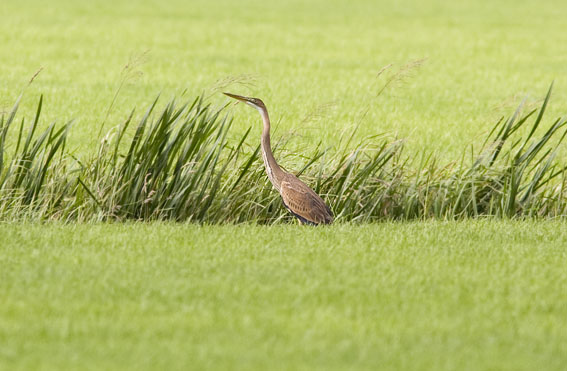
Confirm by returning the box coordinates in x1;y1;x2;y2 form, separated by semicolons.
1;85;567;222
1;221;565;370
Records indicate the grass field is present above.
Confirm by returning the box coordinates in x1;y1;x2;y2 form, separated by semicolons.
1;221;566;370
2;0;567;369
2;0;567;157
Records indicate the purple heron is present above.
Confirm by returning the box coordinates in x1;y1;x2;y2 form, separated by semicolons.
224;92;333;225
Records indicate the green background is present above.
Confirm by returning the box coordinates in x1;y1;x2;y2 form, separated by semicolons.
2;0;567;157
1;0;567;369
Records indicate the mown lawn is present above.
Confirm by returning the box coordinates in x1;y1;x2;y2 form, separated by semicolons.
1;221;565;370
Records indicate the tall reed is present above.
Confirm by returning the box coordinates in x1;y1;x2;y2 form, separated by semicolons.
1;84;566;223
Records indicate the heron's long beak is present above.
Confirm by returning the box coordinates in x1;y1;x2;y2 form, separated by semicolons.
223;92;251;103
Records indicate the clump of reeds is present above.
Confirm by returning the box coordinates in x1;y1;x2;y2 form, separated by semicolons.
1;84;566;223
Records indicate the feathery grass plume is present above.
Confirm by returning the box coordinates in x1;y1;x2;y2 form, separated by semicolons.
375;58;427;99
1;83;566;223
99;51;149;138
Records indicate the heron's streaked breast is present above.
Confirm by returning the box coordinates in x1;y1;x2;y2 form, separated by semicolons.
261;148;279;191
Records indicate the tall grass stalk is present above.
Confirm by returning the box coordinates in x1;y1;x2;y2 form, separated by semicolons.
1;84;566;223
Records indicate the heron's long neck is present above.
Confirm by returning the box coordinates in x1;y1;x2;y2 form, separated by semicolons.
258;107;284;190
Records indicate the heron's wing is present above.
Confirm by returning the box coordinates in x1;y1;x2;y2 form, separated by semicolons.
280;174;333;225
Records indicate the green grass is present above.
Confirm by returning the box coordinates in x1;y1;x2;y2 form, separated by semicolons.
1;221;566;370
3;0;567;222
2;0;567;369
3;86;567;222
2;0;567;158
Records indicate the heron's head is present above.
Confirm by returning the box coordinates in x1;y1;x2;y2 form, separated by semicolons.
223;92;266;111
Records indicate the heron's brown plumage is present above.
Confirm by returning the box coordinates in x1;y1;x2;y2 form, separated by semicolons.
223;92;333;225
280;173;333;225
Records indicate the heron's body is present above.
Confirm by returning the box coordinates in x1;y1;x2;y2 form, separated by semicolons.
224;92;333;225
